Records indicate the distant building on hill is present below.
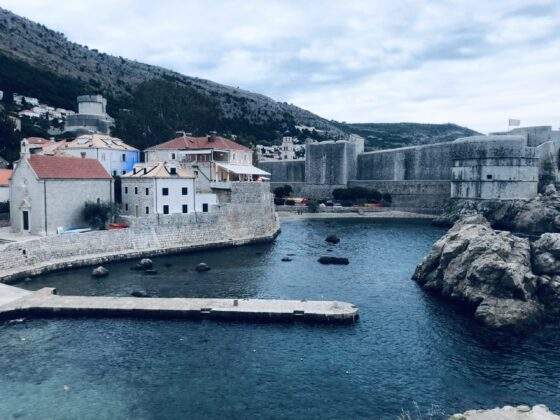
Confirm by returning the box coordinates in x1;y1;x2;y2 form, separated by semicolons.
281;136;296;160
64;95;115;135
0;169;12;203
10;154;113;235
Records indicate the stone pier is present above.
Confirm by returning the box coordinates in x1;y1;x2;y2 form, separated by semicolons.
0;287;359;324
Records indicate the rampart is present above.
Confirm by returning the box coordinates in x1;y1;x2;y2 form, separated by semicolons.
0;183;279;282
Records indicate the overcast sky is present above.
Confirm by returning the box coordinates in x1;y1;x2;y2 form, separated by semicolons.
2;0;560;133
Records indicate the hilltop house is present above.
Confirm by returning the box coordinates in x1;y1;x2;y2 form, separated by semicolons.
10;155;113;235
0;169;12;202
121;162;217;216
144;133;270;190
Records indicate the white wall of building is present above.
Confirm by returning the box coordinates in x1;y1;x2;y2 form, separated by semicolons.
0;186;9;202
63;148;140;176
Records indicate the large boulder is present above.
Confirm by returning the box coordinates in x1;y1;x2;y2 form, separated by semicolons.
195;263;211;272
139;258;153;269
325;235;340;244
413;216;545;333
532;233;560;275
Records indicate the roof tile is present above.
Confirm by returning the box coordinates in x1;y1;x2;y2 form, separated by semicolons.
27;155;112;180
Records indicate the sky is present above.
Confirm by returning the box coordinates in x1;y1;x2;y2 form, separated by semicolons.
1;0;560;133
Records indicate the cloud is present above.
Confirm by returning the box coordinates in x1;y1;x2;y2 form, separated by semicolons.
1;0;559;132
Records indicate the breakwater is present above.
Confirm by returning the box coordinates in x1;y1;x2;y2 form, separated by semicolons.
0;183;279;282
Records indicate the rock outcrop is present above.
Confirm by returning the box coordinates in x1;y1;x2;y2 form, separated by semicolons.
91;266;109;278
449;404;559;419
413;216;560;333
435;193;560;235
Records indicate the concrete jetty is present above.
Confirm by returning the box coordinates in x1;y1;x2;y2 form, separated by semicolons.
0;286;358;324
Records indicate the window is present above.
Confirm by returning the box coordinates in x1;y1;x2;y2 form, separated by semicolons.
202;203;208;213
182;187;188;195
122;170;126;175
125;204;129;211
145;188;149;195
163;205;169;214
112;170;117;176
162;188;169;196
487;174;493;180
122;153;126;162
146;207;150;215
171;153;176;160
170;167;177;175
194;170;199;177
124;187;128;194
96;198;100;204
135;187;138;195
80;152;86;158
182;204;188;213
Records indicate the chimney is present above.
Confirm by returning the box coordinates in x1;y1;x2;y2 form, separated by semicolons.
176;131;186;138
208;131;217;142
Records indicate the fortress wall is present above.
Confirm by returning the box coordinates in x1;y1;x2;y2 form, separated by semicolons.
348;180;450;212
357;143;453;181
258;160;306;183
305;141;354;185
0;183;279;282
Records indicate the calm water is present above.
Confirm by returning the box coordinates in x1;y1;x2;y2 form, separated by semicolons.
2;219;560;419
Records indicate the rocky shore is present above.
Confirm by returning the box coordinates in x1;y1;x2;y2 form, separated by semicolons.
413;215;560;333
433;187;560;235
449;404;559;419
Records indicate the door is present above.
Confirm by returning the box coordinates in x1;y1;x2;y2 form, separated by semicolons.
22;211;29;231
135;205;139;217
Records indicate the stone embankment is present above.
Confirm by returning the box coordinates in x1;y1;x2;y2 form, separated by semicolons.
434;187;560;235
0;287;358;324
0;183;279;282
413;215;560;333
449;404;559;419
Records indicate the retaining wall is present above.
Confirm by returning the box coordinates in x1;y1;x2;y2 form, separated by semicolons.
0;183;279;282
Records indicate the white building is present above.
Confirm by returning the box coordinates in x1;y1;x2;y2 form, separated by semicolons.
10;155;113;235
56;134;140;176
13;94;39;106
20;137;64;156
121;162;217;216
144;133;269;190
0;169;11;202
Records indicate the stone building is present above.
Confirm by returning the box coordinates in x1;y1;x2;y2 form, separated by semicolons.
56;134;140;176
10;155;113;235
121;162;217;216
145;133;270;190
64;95;115;135
280;136;296;160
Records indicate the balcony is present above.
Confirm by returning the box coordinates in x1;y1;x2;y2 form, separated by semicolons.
210;180;232;189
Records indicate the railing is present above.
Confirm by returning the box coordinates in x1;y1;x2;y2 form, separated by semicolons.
210;180;232;189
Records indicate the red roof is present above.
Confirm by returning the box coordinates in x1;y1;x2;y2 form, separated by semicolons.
0;169;12;186
26;137;51;145
27;155;112;180
147;135;250;152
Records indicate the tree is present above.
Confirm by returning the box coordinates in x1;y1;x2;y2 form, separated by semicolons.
0;112;21;164
273;184;293;198
83;201;119;230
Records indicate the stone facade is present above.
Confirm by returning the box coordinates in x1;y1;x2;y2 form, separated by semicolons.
0;182;278;281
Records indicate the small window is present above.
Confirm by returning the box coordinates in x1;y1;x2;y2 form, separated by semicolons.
162;188;169;196
96;198;100;204
135;187;138;195
163;205;169;214
194;170;199;176
202;203;208;213
124;187;128;194
122;153;126;162
145;207;150;215
170;167;177;175
112;170;117;176
182;187;188;195
145;188;149;195
122;170;126;175
81;152;86;158
182;204;188;213
125;204;129;211
487;174;493;180
171;153;176;160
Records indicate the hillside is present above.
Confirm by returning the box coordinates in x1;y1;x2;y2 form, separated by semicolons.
337;122;480;150
0;7;479;160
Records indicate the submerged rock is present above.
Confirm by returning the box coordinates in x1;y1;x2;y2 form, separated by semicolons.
92;266;109;278
130;290;149;298
449;404;559;419
325;235;340;244
139;258;153;269
318;256;349;265
195;263;211;272
281;257;292;262
413;216;560;334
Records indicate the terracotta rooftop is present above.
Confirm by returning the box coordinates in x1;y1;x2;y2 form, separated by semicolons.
146;135;250;152
62;134;138;152
0;169;12;186
27;155;112;180
25;137;51;145
123;162;195;179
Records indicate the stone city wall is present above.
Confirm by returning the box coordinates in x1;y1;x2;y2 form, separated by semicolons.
0;183;279;282
258;160;306;183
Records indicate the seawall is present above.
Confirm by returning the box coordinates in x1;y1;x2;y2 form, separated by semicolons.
0;183;280;282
